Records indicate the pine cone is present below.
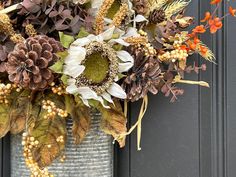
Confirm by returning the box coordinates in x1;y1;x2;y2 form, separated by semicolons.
122;46;162;102
133;0;148;15
149;9;166;24
6;35;63;90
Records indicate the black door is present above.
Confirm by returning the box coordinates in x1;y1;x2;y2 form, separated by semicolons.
1;1;236;177
115;0;236;177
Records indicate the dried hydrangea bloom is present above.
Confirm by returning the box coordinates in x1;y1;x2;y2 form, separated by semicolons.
6;35;63;90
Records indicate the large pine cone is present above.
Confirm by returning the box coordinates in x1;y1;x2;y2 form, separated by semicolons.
149;9;166;24
133;0;149;15
122;46;162;102
6;35;63;90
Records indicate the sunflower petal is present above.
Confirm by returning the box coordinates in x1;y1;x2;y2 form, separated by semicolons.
65;46;86;64
77;87;98;100
72;37;91;47
101;92;114;104
100;26;115;41
63;65;85;78
122;27;139;38
117;50;134;63
109;39;130;46
107;83;127;99
96;96;110;109
66;84;80;94
119;62;133;72
80;97;90;107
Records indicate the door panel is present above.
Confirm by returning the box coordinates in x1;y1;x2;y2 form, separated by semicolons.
115;1;236;177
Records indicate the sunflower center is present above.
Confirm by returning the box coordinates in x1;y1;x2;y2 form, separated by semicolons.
83;53;109;84
76;41;119;95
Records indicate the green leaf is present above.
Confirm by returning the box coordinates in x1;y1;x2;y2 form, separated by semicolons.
118;73;126;80
107;0;121;19
49;51;68;74
113;44;123;51
61;74;69;85
56;51;69;59
77;27;90;38
59;32;74;48
28;94;67;168
65;95;91;145
49;60;64;74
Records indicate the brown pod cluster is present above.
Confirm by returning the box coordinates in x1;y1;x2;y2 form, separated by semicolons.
133;0;149;15
6;35;63;90
122;46;162;102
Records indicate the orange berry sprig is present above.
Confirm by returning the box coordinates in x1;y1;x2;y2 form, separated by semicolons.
184;0;236;58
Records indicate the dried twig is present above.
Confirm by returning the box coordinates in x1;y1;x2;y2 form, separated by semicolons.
0;3;21;14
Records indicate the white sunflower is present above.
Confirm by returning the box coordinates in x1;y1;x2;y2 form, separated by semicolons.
63;26;135;107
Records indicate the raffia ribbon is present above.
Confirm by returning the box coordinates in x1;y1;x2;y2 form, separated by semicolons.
173;75;210;87
121;95;148;151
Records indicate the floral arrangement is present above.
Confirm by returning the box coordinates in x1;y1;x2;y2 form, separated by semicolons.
0;0;235;176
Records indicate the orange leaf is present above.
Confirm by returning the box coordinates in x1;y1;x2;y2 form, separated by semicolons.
201;12;211;22
229;6;236;17
210;0;221;5
192;25;206;34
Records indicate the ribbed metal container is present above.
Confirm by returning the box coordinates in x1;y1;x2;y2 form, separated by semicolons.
11;112;113;177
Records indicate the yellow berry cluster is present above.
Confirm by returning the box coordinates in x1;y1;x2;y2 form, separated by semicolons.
0;14;24;43
138;30;156;56
42;100;68;119
0;83;20;104
22;132;53;177
111;3;128;28
25;24;37;37
95;0;115;34
159;49;188;62
56;135;64;143
60;154;66;163
50;82;67;95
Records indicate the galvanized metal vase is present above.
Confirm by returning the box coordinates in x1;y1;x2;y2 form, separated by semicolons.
11;112;113;177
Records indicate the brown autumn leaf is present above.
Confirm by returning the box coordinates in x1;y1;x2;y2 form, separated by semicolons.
28;94;67;168
66;96;91;145
10;90;32;134
0;90;24;137
97;99;127;148
0;103;11;138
